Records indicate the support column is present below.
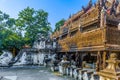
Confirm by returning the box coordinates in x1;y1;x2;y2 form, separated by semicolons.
103;51;107;69
96;51;102;71
79;53;83;68
75;51;80;68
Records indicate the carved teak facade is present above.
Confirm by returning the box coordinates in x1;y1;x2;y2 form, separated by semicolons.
51;0;120;71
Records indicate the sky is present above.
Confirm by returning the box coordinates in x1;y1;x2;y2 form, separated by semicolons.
0;0;96;30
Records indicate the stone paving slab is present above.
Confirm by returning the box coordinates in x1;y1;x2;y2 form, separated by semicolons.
0;66;75;80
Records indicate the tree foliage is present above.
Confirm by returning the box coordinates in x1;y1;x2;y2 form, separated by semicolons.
54;19;65;32
0;10;24;51
16;7;52;46
0;7;52;51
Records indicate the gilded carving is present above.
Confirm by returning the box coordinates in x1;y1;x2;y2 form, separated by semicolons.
80;6;99;26
106;27;120;45
98;53;120;80
58;28;103;51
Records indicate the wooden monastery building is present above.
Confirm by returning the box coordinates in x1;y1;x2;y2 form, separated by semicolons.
51;0;120;71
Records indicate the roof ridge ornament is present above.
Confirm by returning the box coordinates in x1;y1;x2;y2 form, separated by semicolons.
110;0;119;16
99;0;119;17
100;0;107;9
82;0;93;13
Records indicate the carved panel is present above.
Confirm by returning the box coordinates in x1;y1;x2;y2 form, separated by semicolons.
69;20;80;31
106;28;120;45
58;28;103;52
58;37;70;52
80;6;99;26
77;29;103;49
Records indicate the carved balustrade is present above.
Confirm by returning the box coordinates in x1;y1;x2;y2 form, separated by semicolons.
58;28;103;51
58;37;70;51
57;27;120;52
77;28;103;49
69;20;80;31
80;6;99;26
106;28;120;45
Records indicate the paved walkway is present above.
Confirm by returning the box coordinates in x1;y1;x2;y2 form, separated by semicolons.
0;66;74;80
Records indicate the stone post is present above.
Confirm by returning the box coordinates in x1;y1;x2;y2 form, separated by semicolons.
98;53;120;80
59;56;70;75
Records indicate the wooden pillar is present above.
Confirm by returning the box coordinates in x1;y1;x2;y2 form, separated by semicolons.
80;53;83;68
96;51;101;71
103;51;107;69
76;51;81;68
75;51;77;67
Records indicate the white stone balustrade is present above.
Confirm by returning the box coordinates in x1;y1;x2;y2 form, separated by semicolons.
58;61;70;75
78;70;87;80
83;71;93;80
66;67;70;76
73;68;82;80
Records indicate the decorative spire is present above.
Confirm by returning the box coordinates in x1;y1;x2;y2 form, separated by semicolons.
82;0;92;13
110;0;119;16
100;0;107;9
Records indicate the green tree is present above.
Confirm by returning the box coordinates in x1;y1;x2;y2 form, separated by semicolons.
16;7;52;46
54;19;65;32
0;10;23;51
0;11;10;50
0;11;9;30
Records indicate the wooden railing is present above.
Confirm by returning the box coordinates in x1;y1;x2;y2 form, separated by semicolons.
58;37;70;51
69;20;79;31
80;6;99;26
58;28;103;52
106;28;120;45
52;6;99;39
77;28;103;48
